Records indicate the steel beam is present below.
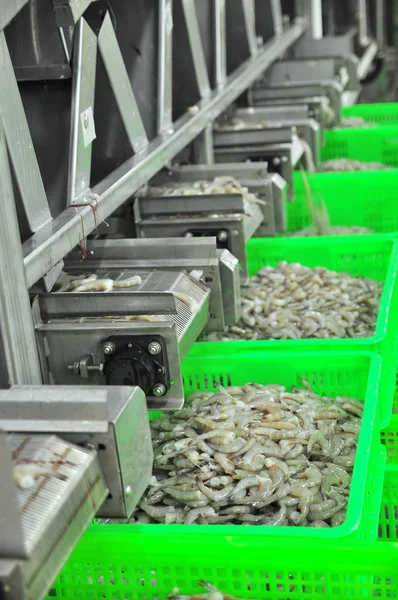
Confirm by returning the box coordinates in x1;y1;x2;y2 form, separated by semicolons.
0;122;42;384
181;0;211;98
214;0;227;88
242;0;258;55
158;0;173;133
22;19;306;287
0;32;51;233
67;18;97;204
98;12;149;153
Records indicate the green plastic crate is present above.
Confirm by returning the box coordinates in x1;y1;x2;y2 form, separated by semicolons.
287;170;398;234
48;463;396;600
342;103;398;125
378;465;398;541
197;236;398;425
322;125;398;166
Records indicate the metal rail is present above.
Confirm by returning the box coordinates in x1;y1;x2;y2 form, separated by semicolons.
22;18;305;287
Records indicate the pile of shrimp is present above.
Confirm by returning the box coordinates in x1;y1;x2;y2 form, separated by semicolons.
149;176;266;208
318;158;392;172
286;225;374;237
54;272;142;293
205;261;382;341
131;381;362;527
167;580;246;600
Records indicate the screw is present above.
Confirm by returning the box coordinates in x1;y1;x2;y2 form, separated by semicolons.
153;383;166;397
273;157;281;166
103;341;116;355
148;341;162;356
217;230;228;243
184;232;193;238
85;442;96;451
127;343;133;349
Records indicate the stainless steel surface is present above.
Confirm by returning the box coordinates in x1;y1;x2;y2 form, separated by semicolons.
98;12;149;154
270;0;283;36
0;121;42;386
242;0;257;56
0;386;109;432
0;31;51;233
22;19;306;287
134;192;263;283
39;291;178;317
0;0;30;30
53;0;95;26
0;560;24;600
357;40;378;80
217;249;241;326
5;0;71;81
150;161;281;236
158;0;173;133
376;0;385;51
7;433;107;600
231;106;320;164
66;237;229;333
0;433;25;559
67;18;97;204
310;0;323;39
193;124;215;163
214;0;226;88
293;28;357;57
35;320;184;409
182;0;211;98
35;271;209;409
0;385;152;518
270;172;287;233
358;0;369;46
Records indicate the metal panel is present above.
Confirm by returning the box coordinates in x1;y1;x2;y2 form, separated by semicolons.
22;20;306;287
0;386;109;432
98;12;148;153
0;121;42;385
39;291;178;317
67;17;97;204
0;31;52;233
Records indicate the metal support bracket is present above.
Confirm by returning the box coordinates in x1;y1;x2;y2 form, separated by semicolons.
0;32;51;233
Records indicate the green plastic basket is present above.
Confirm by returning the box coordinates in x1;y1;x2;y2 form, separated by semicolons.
287;170;398;234
378;465;398;541
48;462;396;600
342;103;398;125
321;125;398;166
197;236;398;425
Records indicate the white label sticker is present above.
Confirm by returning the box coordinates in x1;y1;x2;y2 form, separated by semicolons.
80;106;96;148
166;2;173;35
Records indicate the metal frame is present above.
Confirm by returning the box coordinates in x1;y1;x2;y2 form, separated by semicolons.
21;17;305;289
0;2;306;388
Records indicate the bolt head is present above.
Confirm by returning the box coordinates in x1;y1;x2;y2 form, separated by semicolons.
217;230;228;243
103;341;116;355
152;383;166;397
148;341;162;356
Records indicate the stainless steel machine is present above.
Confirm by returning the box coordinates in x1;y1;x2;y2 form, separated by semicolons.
0;0;388;597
